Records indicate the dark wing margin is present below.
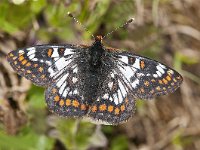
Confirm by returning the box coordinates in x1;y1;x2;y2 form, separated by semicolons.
7;44;80;87
114;52;183;99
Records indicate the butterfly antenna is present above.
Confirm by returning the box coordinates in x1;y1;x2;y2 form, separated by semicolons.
102;18;135;39
68;12;95;40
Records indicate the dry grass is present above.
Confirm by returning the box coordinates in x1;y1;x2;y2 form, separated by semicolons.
0;0;200;150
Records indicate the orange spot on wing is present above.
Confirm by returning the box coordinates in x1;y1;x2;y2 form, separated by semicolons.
38;67;43;72
34;64;38;67
144;81;149;86
99;104;107;111
173;78;177;82
66;99;71;106
59;99;65;106
156;86;161;91
26;70;31;74
125;98;129;103
120;105;125;111
162;78;168;84
14;61;17;65
159;80;163;84
54;95;60;102
115;108;120;115
150;90;154;94
47;49;53;57
18;55;24;61
81;104;86;110
52;88;57;94
151;79;156;82
41;74;45;79
166;76;171;81
140;88;145;93
21;59;27;65
91;105;97;112
9;53;14;57
108;105;114;112
140;60;145;69
26;62;31;67
72;100;79;107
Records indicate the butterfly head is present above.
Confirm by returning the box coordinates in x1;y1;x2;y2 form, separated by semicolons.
95;35;103;42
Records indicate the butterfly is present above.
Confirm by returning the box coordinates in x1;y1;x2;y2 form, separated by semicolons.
7;35;183;125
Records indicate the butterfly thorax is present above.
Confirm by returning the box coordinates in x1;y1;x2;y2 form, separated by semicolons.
77;36;112;104
89;36;105;68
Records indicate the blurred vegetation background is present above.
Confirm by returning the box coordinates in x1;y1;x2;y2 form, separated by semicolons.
0;0;200;150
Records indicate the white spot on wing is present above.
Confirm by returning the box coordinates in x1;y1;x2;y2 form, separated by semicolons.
102;93;109;99
56;74;68;87
73;67;78;73
156;64;165;74
156;71;162;77
59;82;66;95
118;80;126;98
72;77;78;83
132;58;140;69
119;56;128;64
45;61;52;66
19;50;24;54
110;72;115;78
113;94;119;104
73;89;78;94
108;82;113;90
132;79;139;88
159;63;166;69
63;87;70;97
168;69;174;74
153;74;158;78
32;58;38;61
119;65;133;82
117;89;123;104
27;49;36;56
27;47;35;51
28;54;35;60
64;48;74;56
55;57;71;71
51;48;59;57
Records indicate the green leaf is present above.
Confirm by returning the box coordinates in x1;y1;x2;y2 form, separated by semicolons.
111;135;129;150
30;0;47;14
27;85;45;109
0;130;54;150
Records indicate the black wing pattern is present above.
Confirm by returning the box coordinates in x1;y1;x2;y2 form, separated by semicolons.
7;45;89;117
86;50;183;125
114;52;183;99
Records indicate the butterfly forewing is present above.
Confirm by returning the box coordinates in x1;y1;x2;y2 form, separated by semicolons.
7;45;79;86
114;52;183;99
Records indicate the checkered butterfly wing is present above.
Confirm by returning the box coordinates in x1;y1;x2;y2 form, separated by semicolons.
7;45;88;117
113;52;183;99
87;51;183;125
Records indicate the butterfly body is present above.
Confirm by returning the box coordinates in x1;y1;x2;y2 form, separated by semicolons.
7;36;183;125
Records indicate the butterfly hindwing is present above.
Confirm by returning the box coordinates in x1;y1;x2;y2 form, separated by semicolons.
87;71;136;125
7;45;79;86
114;52;183;99
45;67;89;117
